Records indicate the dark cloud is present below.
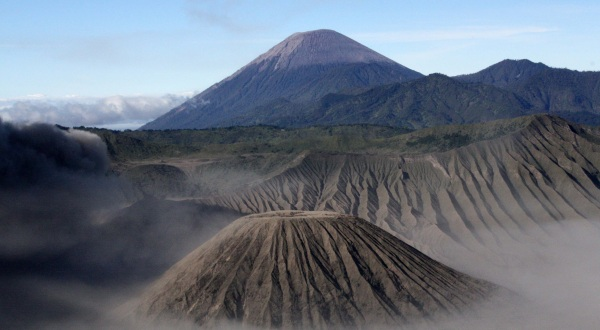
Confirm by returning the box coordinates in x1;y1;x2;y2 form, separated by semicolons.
0;121;122;328
0;120;116;257
0;120;109;186
0;121;241;329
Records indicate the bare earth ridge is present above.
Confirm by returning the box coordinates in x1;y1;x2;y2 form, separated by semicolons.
134;211;501;329
204;116;600;269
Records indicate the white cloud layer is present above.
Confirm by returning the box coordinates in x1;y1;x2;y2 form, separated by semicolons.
0;94;190;130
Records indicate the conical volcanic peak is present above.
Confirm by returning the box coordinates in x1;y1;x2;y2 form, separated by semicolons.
140;29;422;130
135;211;502;329
248;29;397;71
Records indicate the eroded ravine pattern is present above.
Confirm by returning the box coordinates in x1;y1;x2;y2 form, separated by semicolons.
136;212;500;329
207;116;600;266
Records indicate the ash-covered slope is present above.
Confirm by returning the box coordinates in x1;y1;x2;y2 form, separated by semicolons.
141;29;422;130
135;211;500;329
208;115;600;268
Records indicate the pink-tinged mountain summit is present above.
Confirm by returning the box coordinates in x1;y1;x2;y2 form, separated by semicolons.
140;29;423;130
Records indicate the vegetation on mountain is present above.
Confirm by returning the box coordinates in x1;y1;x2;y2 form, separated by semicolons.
512;68;600;113
230;74;532;129
85;114;544;164
86;125;410;161
455;59;550;88
456;59;600;123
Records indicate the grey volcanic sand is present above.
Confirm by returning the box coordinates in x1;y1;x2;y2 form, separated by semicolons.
242;29;397;71
134;211;501;329
210;116;600;270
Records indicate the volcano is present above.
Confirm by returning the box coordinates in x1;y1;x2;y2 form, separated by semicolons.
134;211;502;329
140;29;422;130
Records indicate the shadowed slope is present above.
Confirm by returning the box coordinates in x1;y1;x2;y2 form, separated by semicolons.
135;211;500;329
455;59;550;88
233;73;531;129
455;59;600;124
141;29;422;130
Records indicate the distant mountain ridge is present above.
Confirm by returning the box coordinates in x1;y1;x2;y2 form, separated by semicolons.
454;59;550;88
141;29;600;130
457;59;600;124
226;73;531;129
513;68;600;112
141;29;423;130
229;60;600;128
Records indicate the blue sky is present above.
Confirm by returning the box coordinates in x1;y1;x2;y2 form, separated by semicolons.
1;1;599;126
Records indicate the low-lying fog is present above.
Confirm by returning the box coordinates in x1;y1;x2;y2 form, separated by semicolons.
1;120;599;329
